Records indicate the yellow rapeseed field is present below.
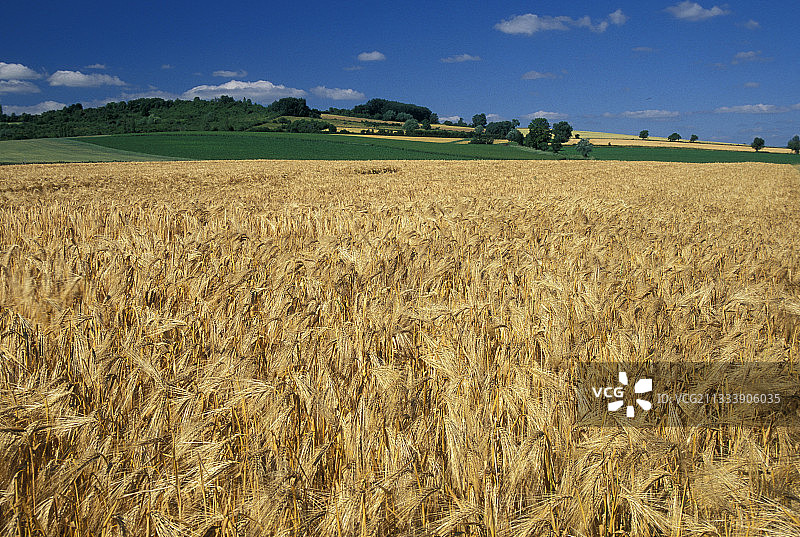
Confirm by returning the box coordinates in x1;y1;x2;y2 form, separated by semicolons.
0;160;798;536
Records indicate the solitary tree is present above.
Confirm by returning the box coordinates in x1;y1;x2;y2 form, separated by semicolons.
788;135;800;154
525;117;552;151
751;137;765;151
403;118;419;135
668;132;681;142
690;134;699;142
575;138;593;158
639;130;649;139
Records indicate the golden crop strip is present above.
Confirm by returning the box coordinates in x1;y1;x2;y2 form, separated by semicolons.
0;160;798;536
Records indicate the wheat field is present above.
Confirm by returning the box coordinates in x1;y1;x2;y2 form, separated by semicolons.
1;160;799;536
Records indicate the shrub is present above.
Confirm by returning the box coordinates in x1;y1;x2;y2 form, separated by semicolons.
403;118;419;135
575;138;593;157
468;135;494;144
787;135;799;154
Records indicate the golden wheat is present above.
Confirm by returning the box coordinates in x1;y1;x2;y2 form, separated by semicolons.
0;160;798;536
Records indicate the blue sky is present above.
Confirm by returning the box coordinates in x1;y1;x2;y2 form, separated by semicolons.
2;1;798;145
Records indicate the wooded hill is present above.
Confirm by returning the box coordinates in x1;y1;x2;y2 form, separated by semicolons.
0;96;445;141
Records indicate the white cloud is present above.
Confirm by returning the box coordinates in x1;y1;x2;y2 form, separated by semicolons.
743;19;760;30
621;109;679;119
522;110;569;121
343;65;364;71
521;70;558;80
486;114;503;122
182;80;306;101
358;51;386;62
48;70;126;87
0;62;41;80
732;50;771;64
714;104;785;114
0;80;40;94
632;46;654;53
2;101;67;115
213;69;247;78
441;54;481;63
161;64;174;70
311;86;365;100
743;81;760;88
495;9;626;35
84;63;106;69
608;9;628;25
438;115;462;123
665;2;729;21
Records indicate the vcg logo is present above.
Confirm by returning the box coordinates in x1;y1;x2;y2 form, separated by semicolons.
593;372;652;418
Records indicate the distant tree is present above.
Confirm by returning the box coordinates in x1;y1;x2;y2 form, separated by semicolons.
456;118;467;127
575;138;593;158
751;137;765;151
574;133;580;139
639;130;649;139
328;124;337;133
485;121;517;139
429;113;439;124
690;134;699;142
352;98;433;122
443;120;454;126
552;121;573;145
668;132;681;142
382;110;397;121
266;97;314;117
403;118;419;135
525;117;551;151
421;119;431;130
787;135;800;154
288;119;333;133
506;128;524;145
471;113;487;128
396;112;413;122
474;124;485;135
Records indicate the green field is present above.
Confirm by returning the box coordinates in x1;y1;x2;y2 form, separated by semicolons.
0;137;187;164
77;131;557;161
3;131;799;164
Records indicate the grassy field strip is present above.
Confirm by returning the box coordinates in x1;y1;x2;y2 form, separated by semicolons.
573;130;668;140
339;133;469;143
321;113;474;133
0;137;187;164
78;131;557;160
568;137;793;152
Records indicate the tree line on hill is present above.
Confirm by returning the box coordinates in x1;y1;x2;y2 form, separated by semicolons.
0;97;285;140
2;98;799;152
